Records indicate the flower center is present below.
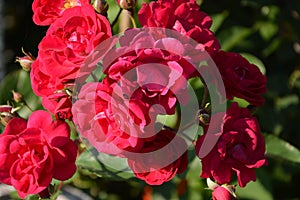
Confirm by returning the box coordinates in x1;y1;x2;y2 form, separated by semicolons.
234;66;248;80
63;0;81;9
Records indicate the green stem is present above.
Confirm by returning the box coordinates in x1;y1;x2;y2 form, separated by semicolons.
23;101;34;112
111;8;123;28
201;84;208;109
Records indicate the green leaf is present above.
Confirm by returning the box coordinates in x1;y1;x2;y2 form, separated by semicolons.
236;178;273;200
0;70;42;118
76;149;135;181
210;10;229;33
217;26;254;51
265;134;300;164
257;21;278;41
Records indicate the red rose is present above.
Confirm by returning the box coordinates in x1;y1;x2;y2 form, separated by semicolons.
31;59;73;120
72;82;153;154
138;0;220;49
0;111;78;198
196;103;267;187
35;5;112;81
212;186;236;200
103;29;199;111
32;0;90;26
127;130;188;185
42;93;73;120
210;50;267;106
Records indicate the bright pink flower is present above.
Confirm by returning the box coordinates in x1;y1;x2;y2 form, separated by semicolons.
138;0;220;49
32;0;90;26
127;130;188;185
0;111;78;198
196;103;267;187
210;50;267;106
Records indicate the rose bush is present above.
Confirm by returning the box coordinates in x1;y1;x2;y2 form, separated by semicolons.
0;0;272;199
0;111;78;198
196;103;267;187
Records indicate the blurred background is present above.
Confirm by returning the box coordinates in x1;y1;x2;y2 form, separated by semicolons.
1;0;300;199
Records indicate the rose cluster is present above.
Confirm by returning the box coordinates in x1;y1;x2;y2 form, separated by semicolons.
0;0;268;199
31;1;112;120
0;111;77;198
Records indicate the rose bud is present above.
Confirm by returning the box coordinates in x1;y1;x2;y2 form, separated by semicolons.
11;90;23;103
93;0;109;16
116;0;136;10
15;49;35;71
212;185;236;200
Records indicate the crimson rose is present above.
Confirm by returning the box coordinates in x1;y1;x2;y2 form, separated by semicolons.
196;103;267;187
0;111;78;198
210;50;267;106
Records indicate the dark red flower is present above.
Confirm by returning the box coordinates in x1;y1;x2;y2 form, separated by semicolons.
0;111;78;198
196;103;267;187
210;50;267;106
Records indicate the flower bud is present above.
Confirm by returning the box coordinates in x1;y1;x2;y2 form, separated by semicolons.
212;185;236;200
117;0;136;10
15;49;35;71
12;90;23;103
93;0;109;16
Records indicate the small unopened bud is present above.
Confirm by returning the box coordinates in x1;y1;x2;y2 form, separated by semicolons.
117;0;136;10
93;0;109;16
15;48;35;71
12;90;23;103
